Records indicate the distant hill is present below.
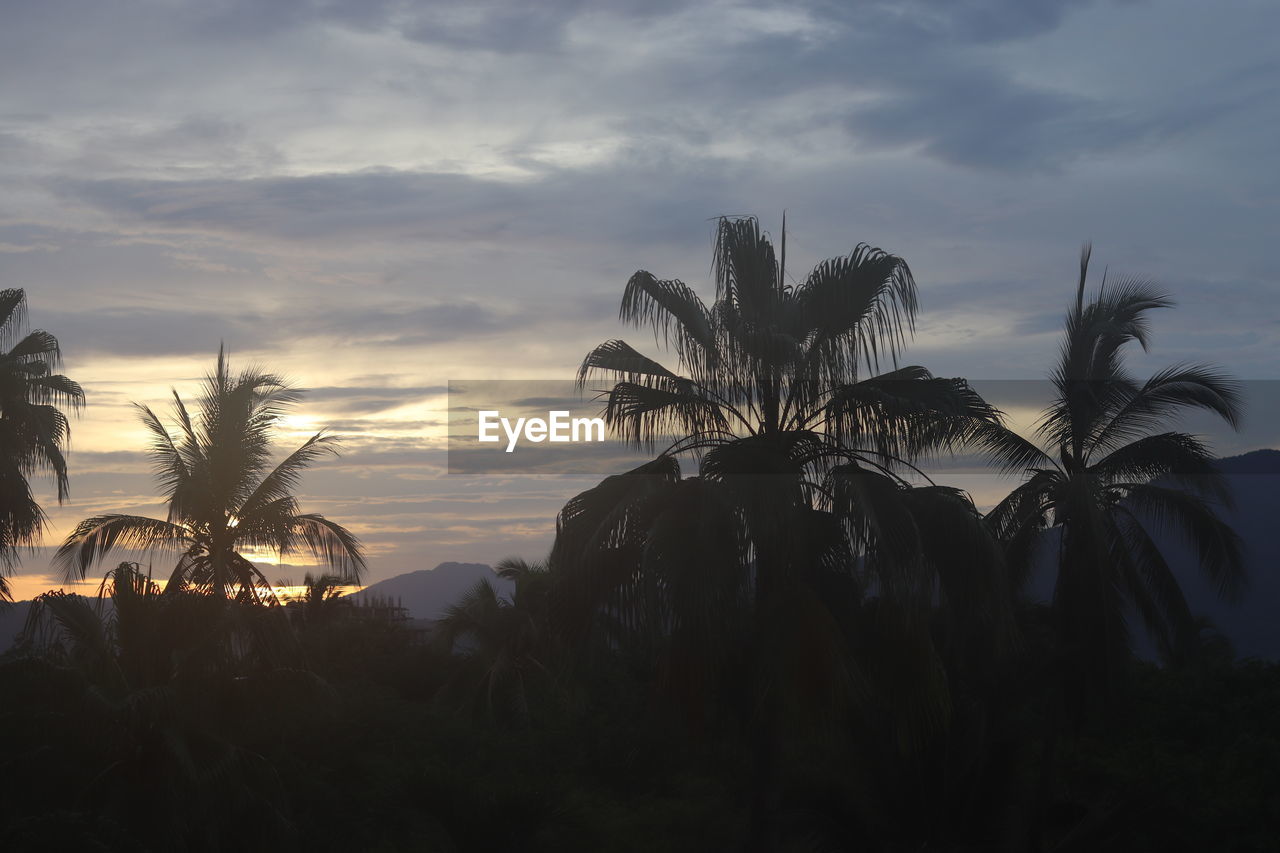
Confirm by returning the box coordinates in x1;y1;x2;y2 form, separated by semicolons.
1141;449;1280;660
0;600;31;651
347;562;511;620
1023;449;1280;661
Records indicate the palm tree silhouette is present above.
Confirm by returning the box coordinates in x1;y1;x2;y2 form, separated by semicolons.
566;215;1009;850
0;288;83;598
17;560;307;848
55;348;364;601
985;244;1244;698
281;571;352;627
435;557;555;722
567;216;1006;657
579;215;995;456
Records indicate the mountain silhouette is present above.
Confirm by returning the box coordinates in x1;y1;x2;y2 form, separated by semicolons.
1022;449;1280;660
0;600;31;651
1142;449;1280;660
347;561;511;620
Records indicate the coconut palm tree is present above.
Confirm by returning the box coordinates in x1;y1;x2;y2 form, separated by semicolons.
54;348;364;602
565;216;1011;850
0;288;83;597
984;244;1244;699
568;216;1008;651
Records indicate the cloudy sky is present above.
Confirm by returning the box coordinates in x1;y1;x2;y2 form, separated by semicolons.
2;0;1277;599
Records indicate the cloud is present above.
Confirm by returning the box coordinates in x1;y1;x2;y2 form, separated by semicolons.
46;149;743;248
811;0;1095;44
36;296;527;358
843;71;1137;171
305;385;447;415
188;0;403;39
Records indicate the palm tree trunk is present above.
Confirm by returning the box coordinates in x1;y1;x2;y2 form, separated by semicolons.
747;537;785;853
213;546;229;601
747;700;781;853
1028;690;1061;852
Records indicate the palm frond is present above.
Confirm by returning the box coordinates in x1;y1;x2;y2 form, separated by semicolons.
972;420;1056;475
712;215;779;324
1089;364;1242;455
0;289;28;349
826;462;926;600
619;271;715;365
601;379;731;449
1122;483;1244;601
577;338;680;387
21;589;125;688
2;402;73;500
237;431;342;520
0;462;48;565
197;347;300;512
283;514;365;584
135;403;190;502
985;470;1059;542
437;577;505;652
5;327;59;359
53;515;193;582
795;242;918;377
907;485;1012;641
494;556;548;584
1111;508;1196;665
825;369;1001;461
1093;432;1225;499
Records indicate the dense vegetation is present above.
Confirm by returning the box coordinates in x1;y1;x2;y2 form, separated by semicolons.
0;219;1273;851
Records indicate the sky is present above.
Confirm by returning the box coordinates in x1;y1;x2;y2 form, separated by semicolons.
2;0;1278;600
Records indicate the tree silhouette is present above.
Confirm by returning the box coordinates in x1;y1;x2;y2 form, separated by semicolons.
985;244;1244;700
0;289;83;598
579;216;995;455
14;561;315;848
54;348;364;601
566;216;1009;668
436;557;556;722
281;571;351;628
565;215;1010;850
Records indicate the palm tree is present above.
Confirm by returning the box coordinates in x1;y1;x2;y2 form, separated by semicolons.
567;216;1007;655
565;216;1011;850
0;288;83;598
13;560;313;848
984;244;1244;699
55;348;364;602
435;557;555;722
579;215;996;457
282;571;352;627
